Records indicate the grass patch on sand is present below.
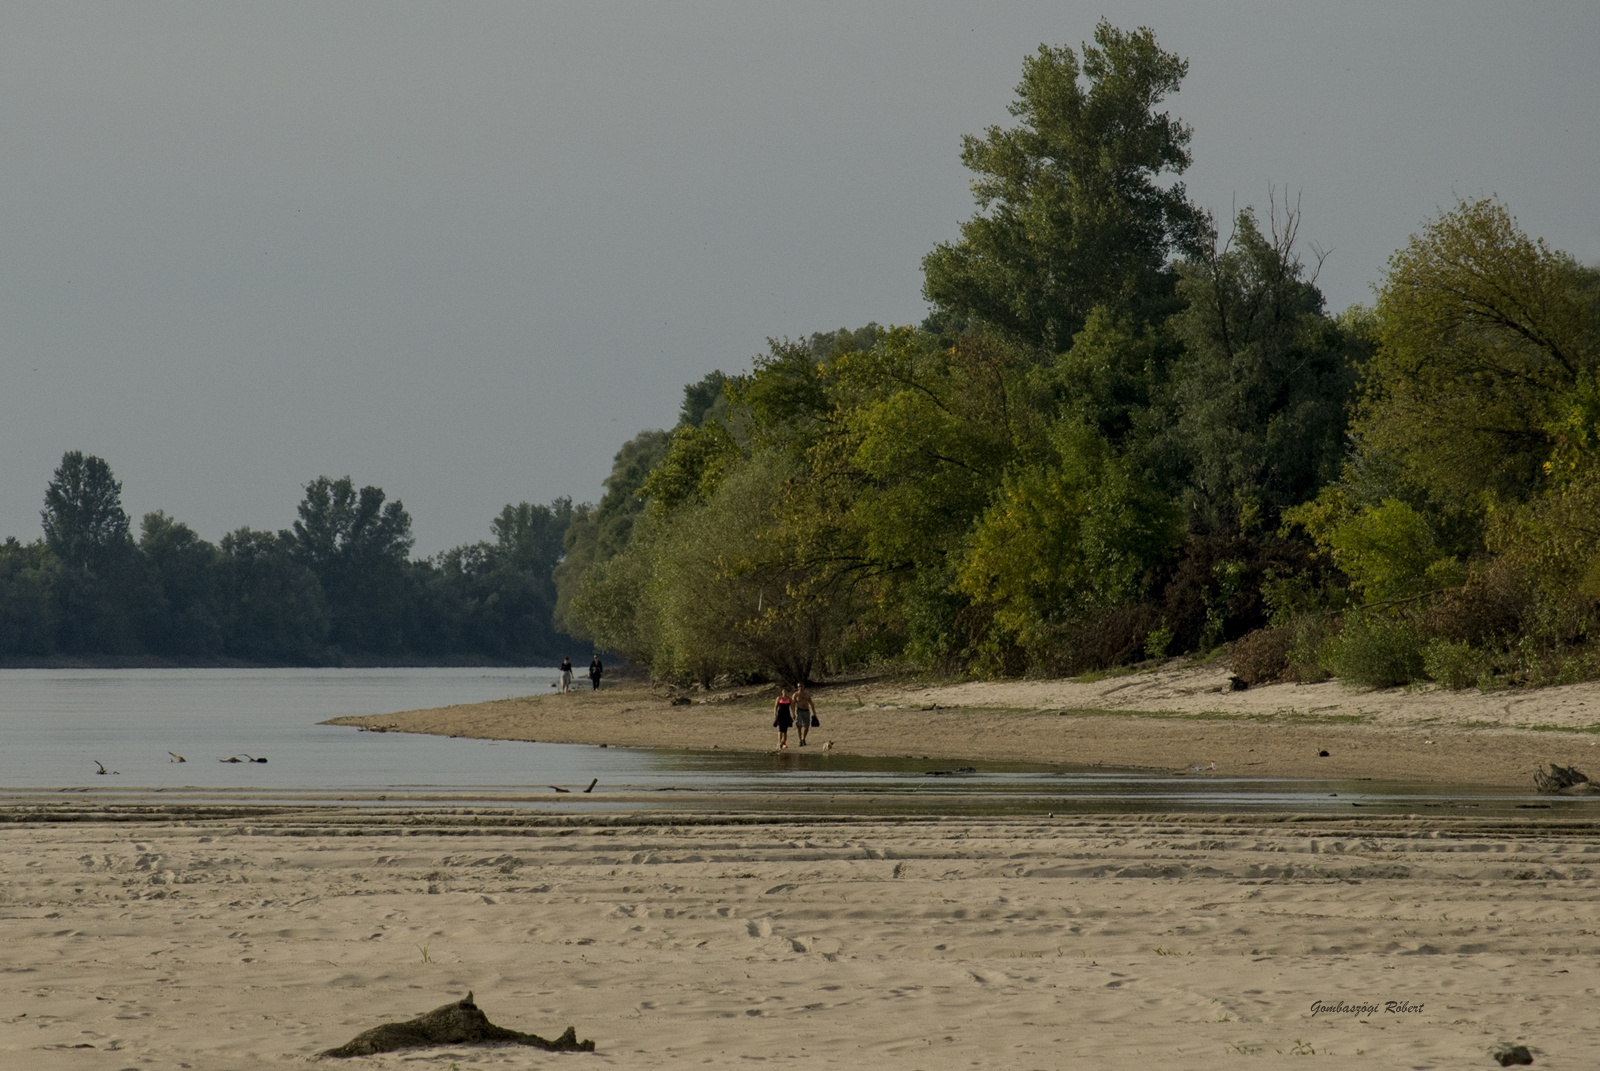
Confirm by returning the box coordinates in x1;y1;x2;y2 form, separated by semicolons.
1046;706;1375;725
1070;662;1165;684
1522;722;1600;734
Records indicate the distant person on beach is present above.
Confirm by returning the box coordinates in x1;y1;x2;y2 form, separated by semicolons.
559;656;574;693
793;683;817;747
773;686;795;750
588;655;604;690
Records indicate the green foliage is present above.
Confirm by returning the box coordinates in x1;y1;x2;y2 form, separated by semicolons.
956;421;1181;655
1360;197;1600;509
572;451;864;684
554;428;672;637
217;528;330;662
0;450;584;665
922;21;1203;350
1422;638;1490;690
138;511;223;657
1282;613;1333;683
287;477;415;655
0;538;61;656
640;421;740;514
1317;498;1453;604
1044;307;1173;446
1143;623;1173;659
1319;612;1425;688
42;451;132;572
1167;204;1358;532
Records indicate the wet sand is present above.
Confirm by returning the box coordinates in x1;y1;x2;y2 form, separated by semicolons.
327;663;1600;789
1;806;1596;1069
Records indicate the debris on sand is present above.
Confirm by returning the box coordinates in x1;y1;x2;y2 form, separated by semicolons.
1533;763;1597;795
320;992;595;1058
1490;1041;1534;1065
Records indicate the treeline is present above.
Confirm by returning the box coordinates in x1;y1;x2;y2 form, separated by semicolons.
554;22;1600;691
0;452;578;664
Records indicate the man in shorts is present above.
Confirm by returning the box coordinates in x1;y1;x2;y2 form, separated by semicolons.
793;683;818;747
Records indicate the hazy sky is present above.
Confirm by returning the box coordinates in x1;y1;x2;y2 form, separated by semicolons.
3;2;1596;554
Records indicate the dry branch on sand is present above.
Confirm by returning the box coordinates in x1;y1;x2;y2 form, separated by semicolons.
320;992;595;1058
1533;763;1598;795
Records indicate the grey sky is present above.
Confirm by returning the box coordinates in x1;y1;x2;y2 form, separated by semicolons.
3;2;1596;554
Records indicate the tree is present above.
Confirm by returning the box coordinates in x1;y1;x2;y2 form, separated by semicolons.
286;477;415;654
40;451;139;653
218;528;330;662
553;429;672;637
922;21;1204;351
1166;203;1358;533
956;421;1181;662
0;538;60;657
424;498;578;663
574;450;863;685
41;451;131;572
1360;197;1600;509
138;511;223;657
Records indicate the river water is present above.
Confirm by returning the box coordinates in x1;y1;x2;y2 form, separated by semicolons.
0;668;1585;816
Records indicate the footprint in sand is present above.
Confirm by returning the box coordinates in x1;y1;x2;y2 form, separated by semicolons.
746;918;773;939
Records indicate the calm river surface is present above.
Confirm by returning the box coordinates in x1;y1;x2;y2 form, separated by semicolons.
0;668;1582;816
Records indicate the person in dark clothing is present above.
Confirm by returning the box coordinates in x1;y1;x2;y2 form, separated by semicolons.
773;686;795;750
559;656;574;693
588;655;604;690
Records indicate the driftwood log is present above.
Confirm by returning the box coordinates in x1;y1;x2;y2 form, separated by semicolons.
320;992;595;1058
1533;763;1599;795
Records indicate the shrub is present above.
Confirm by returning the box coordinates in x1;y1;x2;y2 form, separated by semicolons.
1421;639;1490;690
1320;612;1425;688
1423;562;1530;647
1030;603;1160;677
1283;614;1333;682
1229;627;1294;685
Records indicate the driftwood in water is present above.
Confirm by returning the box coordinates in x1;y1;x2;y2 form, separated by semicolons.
1533;763;1598;795
320;992;595;1058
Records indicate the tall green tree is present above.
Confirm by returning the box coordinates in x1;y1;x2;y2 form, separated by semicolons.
42;452;131;573
218;528;330;662
554;429;672;636
41;451;138;653
957;420;1181;663
922;21;1203;351
1359;197;1600;509
1166;204;1359;533
0;538;60;656
425;498;577;662
137;511;223;657
286;477;415;655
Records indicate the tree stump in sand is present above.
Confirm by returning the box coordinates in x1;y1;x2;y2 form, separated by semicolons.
320;992;595;1058
1533;763;1598;795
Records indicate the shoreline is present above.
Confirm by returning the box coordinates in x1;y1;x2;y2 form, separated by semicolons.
325;663;1600;790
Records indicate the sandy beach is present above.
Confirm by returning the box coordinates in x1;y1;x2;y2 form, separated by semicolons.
7;666;1600;1068
328;661;1600;789
1;805;1597;1069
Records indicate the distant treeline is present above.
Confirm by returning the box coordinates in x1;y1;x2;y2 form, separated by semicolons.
553;23;1600;691
0;453;580;665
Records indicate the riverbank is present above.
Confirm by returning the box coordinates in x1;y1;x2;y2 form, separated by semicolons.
327;661;1600;789
0;806;1592;1069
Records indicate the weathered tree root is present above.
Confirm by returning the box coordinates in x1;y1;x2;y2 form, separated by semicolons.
320;992;595;1058
1533;763;1598;795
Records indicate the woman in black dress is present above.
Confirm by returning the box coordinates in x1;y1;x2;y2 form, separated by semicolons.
773;686;795;750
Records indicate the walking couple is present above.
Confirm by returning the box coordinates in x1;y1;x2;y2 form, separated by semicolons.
773;684;819;749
